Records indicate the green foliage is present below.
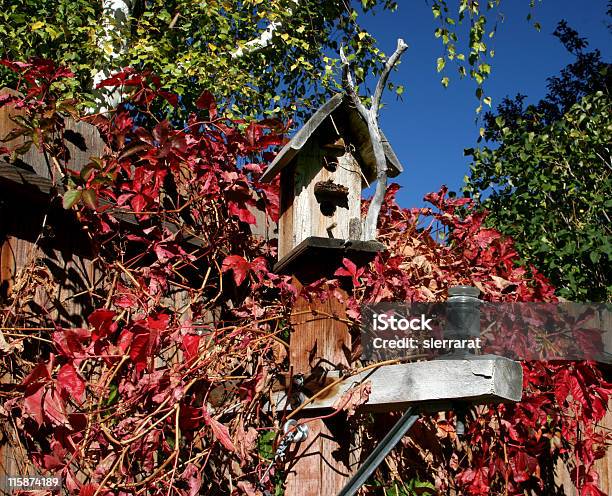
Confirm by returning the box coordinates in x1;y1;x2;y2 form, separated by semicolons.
257;430;276;461
430;0;539;112
0;0;398;119
257;430;285;495
0;0;100;99
0;0;537;118
380;479;437;495
465;91;611;301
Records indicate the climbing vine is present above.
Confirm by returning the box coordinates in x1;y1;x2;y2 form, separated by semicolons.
0;60;609;495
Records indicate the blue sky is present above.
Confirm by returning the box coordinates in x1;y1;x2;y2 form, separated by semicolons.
359;0;611;208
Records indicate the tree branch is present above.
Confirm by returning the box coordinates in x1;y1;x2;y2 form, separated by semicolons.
371;39;408;116
341;39;407;241
340;47;369;122
231;0;299;59
90;0;133;112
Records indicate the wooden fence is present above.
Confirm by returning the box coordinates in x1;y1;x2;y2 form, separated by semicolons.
0;89;610;495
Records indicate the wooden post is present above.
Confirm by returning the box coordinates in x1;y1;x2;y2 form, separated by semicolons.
258;92;403;496
284;274;355;496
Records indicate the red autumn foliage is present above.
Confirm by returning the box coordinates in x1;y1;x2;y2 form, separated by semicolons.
0;58;609;495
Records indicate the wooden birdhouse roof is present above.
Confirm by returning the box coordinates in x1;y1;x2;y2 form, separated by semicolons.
259;93;404;183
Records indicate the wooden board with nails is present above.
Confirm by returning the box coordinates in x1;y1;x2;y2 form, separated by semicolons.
272;356;523;414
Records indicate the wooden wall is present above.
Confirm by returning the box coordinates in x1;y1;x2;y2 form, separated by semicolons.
0;94;104;494
0;88;610;496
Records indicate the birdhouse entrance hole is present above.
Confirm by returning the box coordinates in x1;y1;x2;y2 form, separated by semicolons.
314;179;349;217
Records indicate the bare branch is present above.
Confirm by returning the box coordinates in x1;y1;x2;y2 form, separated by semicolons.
371;38;408;117
340;46;369;121
362;119;388;241
340;38;407;241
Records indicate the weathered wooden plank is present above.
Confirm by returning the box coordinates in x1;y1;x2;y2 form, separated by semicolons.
554;403;612;495
278;164;295;259
0;161;56;195
273;356;523;413
284;278;356;496
279;135;366;257
0;161;208;249
259;93;403;184
275;236;385;274
593;405;612;494
0;88;104;179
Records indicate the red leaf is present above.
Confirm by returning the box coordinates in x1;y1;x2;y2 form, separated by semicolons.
79;483;99;496
228;201;257;224
22;361;51;389
182;334;200;359
88;309;117;341
57;363;86;401
52;328;89;358
195;91;217;119
146;313;170;331
332;381;371;417
113;285;139;309
237;481;258;496
23;386;45;427
457;466;490;495
129;332;153;373
43;389;69;427
158;90;178;107
581;483;606;496
510;451;537;483
334;258;364;287
222;255;251;286
131;193;147;213
569;373;587;409
204;411;235;452
180;464;202;496
334;258;357;277
209;418;235;452
474;228;501;248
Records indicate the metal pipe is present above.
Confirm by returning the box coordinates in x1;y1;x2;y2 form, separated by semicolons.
336;407;419;496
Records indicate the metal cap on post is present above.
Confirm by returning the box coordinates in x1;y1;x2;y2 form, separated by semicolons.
446;286;481;356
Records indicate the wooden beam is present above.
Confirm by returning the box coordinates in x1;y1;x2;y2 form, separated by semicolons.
284;278;356;495
0;162;56;196
273;356;523;414
274;236;385;275
0;161;207;249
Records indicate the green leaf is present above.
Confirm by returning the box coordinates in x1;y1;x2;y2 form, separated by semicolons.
63;190;82;209
82;189;97;209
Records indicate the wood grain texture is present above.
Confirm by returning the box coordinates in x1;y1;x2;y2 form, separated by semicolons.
273;356;524;413
274;237;385;275
0;160;208;250
291;139;362;250
284;277;355;496
0;88;105;179
278;165;295;259
0;231;98;493
552;403;612;495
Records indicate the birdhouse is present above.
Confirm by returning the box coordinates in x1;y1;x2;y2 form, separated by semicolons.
260;93;403;272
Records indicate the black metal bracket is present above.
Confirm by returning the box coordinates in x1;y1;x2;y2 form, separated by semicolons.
336;407;419;496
